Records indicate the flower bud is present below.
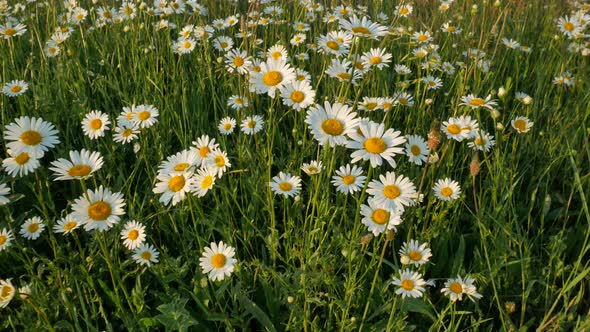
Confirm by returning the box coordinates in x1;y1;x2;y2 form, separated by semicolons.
470;153;480;178
427;125;441;151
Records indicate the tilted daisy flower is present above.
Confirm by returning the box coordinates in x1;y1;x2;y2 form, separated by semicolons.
441;275;482;302
241;115;265;135
53;214;81;235
358;97;382;112
20;216;46;240
441;117;470;142
191;135;219;166
173;37;197;54
2;80;28;97
213;35;233;52
433;178;461;201
331;164;366;195
511;116;533;133
391;269;427;298
2;150;41;177
360;198;402;236
0;228;14;252
468;131;495;152
361;48;392;70
191;167;217;197
81;110;111;140
132;243;159;267
200;241;237;281
204;149;231;178
413;30;432;43
306;101;359;147
0;279;16;308
0;183;10;206
72;186;126;232
218;117;236;135
347;121;406;168
340;15;388;39
317;31;352;56
325;58;362;85
459;94;497;110
399;240;433;267
250;58;296;98
49;149;104;181
457;115;479;138
395;4;413;17
158;149;199;175
132;104;159;129
423;76;443;90
153;171;194;206
405;135;429;166
0;22;27;39
120;220;146;250
3;116;60;159
113;122;140;144
227;95;249;110
301;160;323;176
557;15;581;37
267;44;289;62
367;171;417;212
225;48;252;74
395;91;414;107
269;172;301;198
280;80;316;111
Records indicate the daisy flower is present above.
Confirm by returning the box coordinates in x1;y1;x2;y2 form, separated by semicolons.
20;216;45;240
82;110;110;140
399;240;433;267
441;117;470;142
72;186;126;232
367;171;417;212
174;37;197;54
395;4;413;17
132;243;159;267
227;95;249;110
204;149;231;178
0;22;27;39
515;92;533;105
213;36;233;52
458;115;479;138
241;115;265;135
199;241;237;281
347;121;406;168
433;178;461;201
392;269;427;298
2;80;28;97
423;76;443;90
225;49;252;74
153;171;194;206
331;164;366;195
290;33;306;46
502;38;520;49
158;149;199;175
3;116;60;158
280;80;316;111
325;58;362;85
395;92;414;107
133;104;159;129
306;101;359;147
394;64;412;75
405;135;429;166
301;160;323;176
413;31;432;43
113;122;140;144
49;149;104;181
361;48;392;70
468;131;496;152
2;150;41;177
191;167;217;197
0;228;14;252
191;135;219;165
218;117;236;135
340;15;388;39
441;275;483;302
557;15;581;37
120;220;146;250
270;172;301;198
0;183;10;206
459;94;497;110
317;31;352;56
0;279;15;308
53;214;81;235
250;58;296;98
360;198;402;236
511;116;533;133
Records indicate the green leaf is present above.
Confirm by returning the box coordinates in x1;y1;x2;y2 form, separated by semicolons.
238;294;278;332
155;298;198;332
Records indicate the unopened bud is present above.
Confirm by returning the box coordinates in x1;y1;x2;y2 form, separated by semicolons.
498;87;506;98
360;234;373;246
496;122;504;131
470;153;480;177
386;229;395;241
427;126;441;151
505;301;516;314
490;109;501;119
287;296;294;304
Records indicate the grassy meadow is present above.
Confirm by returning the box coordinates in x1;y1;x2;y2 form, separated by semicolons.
1;0;590;330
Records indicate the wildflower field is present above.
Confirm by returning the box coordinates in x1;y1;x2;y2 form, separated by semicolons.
1;0;590;330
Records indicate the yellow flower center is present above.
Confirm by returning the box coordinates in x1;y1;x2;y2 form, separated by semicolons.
297;75;305;81
137;111;150;121
382;102;392;110
128;229;139;240
168;175;186;192
1;285;12;298
399;7;409;15
409;250;422;261
336;72;351;80
410;145;421;156
371;209;389;225
447;124;461;135
4;28;16;36
88;201;112;221
321;119;344;136
416;51;427;58
0;235;6;246
28;223;39;233
340;8;348;15
370;56;383;65
21;130;42;146
247;120;256;128
428;81;436;87
263;71;283;87
183;41;192;49
469;98;485;106
174;163;190;171
104;12;112;19
122;128;133;137
223;123;232;130
513;119;527;132
10;85;22;93
355;61;365;70
290;91;305;103
449;282;463;294
364;137;387;154
14;152;30;165
352;26;370;35
326;41;339;50
64;221;77;231
279;182;292;192
441;187;453;197
475;138;485;146
124;6;133;15
233;57;244;67
214;156;225;167
383;185;400;199
342;175;355;185
401;279;414;290
68;165;92;177
271;51;282;60
90;119;102;130
399;98;408;105
564;22;574;32
417;35;428;42
366;102;378;110
220;42;228;49
211;253;226;268
141;251;152;260
201;175;213;189
447;26;455;32
199;146;210;158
